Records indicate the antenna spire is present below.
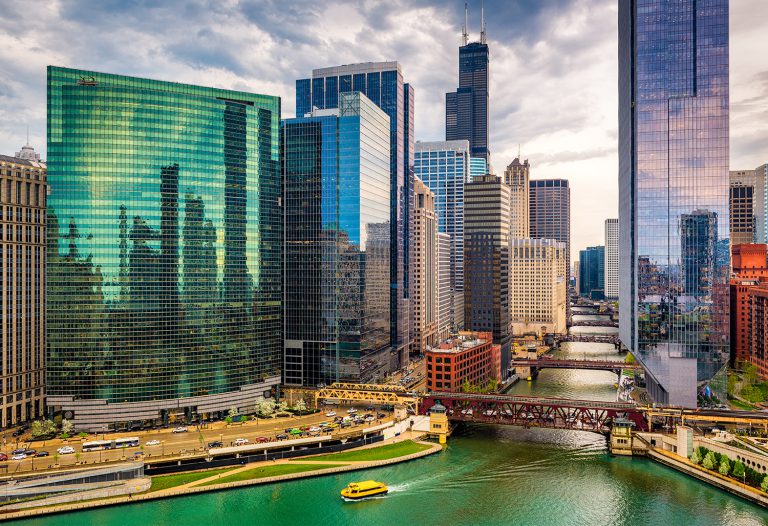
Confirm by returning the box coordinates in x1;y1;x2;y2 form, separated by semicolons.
26;125;29;146
480;0;486;44
462;3;469;46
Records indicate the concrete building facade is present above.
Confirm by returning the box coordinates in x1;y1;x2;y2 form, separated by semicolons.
730;166;767;245
504;157;530;239
605;218;619;299
509;238;567;337
413;178;439;355
0;147;47;428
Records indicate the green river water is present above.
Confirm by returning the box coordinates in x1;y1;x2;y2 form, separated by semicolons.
12;321;768;525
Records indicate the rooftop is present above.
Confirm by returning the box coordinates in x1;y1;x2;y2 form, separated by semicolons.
427;332;491;354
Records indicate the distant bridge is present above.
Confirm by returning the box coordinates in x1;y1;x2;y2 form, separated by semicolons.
509;358;641;373
420;393;648;434
569;320;619;328
554;334;620;345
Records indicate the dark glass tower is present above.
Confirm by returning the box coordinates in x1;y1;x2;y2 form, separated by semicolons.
296;62;414;371
446;37;489;162
282;92;392;386
46;67;282;431
619;0;730;407
579;246;605;300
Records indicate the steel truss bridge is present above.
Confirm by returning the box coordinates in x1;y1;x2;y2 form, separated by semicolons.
569;320;619;328
420;393;648;433
554;334;620;345
315;383;420;413
509;358;642;374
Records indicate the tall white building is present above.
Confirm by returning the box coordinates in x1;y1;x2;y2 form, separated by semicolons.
604;219;619;299
437;232;453;341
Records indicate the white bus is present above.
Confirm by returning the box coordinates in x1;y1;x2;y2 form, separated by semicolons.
82;437;140;452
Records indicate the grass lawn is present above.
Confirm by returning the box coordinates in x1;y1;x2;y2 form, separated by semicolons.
729;399;757;410
297;440;432;462
198;463;345;486
148;468;233;492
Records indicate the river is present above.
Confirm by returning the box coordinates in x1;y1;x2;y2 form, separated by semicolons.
12;325;768;525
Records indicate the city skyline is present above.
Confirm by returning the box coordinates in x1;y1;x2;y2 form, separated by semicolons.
1;0;765;259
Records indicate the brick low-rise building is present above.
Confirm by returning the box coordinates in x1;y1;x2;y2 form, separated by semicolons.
425;331;501;392
729;244;768;368
748;285;768;378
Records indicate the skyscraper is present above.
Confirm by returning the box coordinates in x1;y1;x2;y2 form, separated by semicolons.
1;145;47;427
446;6;489;162
46;67;282;430
529;179;571;315
619;1;730;406
509;238;567;337
282;92;391;386
730;166;767;245
297;62;414;370
504;157;530;239
464;175;511;371
604;219;619;299
437;232;453;341
413;178;439;354
414;140;470;333
579;246;605;300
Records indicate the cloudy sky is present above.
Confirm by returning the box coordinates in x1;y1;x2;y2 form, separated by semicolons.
1;0;766;258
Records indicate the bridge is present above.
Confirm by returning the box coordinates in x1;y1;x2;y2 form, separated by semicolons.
509;358;641;373
569;320;619;328
554;334;620;345
420;393;648;433
314;382;420;413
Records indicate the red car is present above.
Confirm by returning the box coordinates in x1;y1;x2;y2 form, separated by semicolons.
255;437;269;443
0;453;7;461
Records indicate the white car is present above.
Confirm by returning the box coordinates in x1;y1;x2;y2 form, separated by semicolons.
309;426;321;433
145;440;161;446
325;411;337;417
347;408;357;414
234;438;249;446
57;446;75;455
172;426;188;433
11;453;27;461
364;416;375;422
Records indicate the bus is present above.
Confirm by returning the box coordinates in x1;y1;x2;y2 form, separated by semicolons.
82;437;140;452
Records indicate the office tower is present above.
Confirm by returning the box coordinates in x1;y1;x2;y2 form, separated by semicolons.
414;140;470;333
619;1;730;406
573;260;580;291
730;167;767;245
282;93;391;386
604;219;619;299
509;238;567;337
446;6;489;162
579;246;605;300
464;174;511;372
504;157;530;239
46;67;282;431
730;244;768;367
437;232;453;341
1;145;47;427
470;157;487;181
529;179;571;315
412;178;438;354
296;62;413;370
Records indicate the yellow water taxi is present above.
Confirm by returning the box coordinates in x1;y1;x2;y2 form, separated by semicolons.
340;480;388;499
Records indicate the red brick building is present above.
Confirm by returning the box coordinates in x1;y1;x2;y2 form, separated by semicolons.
748;285;768;378
425;331;501;392
729;244;768;373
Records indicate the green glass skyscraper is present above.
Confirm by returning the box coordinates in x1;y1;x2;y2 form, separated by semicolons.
46;67;282;431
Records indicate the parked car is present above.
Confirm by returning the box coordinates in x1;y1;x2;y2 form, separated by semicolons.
172;426;188;433
11;426;28;437
35;450;49;458
377;413;386;419
309;426;321;433
145;440;161;446
234;438;249;446
11;453;26;461
364;416;375;422
276;434;288;441
347;408;357;414
23;449;37;456
0;453;8;461
255;437;270;443
57;446;75;455
325;411;337;417
11;448;25;455
207;441;223;449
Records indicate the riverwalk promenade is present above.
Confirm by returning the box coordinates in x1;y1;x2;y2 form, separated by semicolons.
0;432;441;521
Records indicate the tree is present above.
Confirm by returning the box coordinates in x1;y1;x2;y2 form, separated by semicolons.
732;460;746;480
702;452;717;470
743;361;759;388
689;450;701;465
278;400;289;413
31;419;56;439
761;475;768;493
61;419;75;436
719;457;730;476
228;406;239;419
624;353;636;365
258;399;275;417
294;399;307;415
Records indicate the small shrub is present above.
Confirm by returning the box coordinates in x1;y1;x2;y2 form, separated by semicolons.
719;458;730;476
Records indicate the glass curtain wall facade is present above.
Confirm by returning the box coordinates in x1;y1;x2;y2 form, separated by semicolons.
283;92;391;386
414;140;471;333
619;0;730;407
446;42;490;162
46;67;282;430
296;62;413;370
579;246;605;300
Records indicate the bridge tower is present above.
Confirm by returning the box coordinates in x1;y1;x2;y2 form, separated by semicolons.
609;417;634;455
429;402;449;444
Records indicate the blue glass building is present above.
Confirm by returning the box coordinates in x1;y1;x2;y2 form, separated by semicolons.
414;140;471;333
46;67;282;430
579;246;605;300
619;0;730;406
469;157;487;182
297;62;413;369
282;93;391;385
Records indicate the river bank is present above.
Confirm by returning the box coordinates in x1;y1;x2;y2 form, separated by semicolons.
1;436;441;522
